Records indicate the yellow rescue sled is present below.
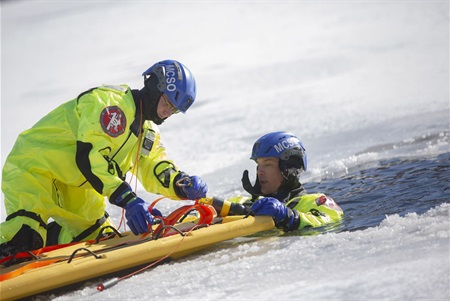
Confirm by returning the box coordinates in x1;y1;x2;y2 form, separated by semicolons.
0;201;274;300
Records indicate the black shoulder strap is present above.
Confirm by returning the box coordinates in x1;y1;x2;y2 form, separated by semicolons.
71;212;110;242
6;210;47;229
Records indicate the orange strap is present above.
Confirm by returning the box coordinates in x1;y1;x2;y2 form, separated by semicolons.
148;196;166;218
0;258;60;281
153;201;217;238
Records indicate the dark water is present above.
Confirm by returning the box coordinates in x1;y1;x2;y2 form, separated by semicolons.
304;152;450;232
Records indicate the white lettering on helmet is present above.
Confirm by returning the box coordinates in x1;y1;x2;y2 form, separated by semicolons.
274;138;297;153
274;144;284;153
165;64;177;92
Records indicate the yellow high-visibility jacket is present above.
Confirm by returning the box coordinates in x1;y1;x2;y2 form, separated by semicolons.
1;84;184;244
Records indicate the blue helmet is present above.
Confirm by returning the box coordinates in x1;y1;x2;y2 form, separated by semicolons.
251;131;307;172
142;60;196;113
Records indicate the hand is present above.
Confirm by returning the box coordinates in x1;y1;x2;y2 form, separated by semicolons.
150;207;163;217
251;197;300;231
251;197;288;223
180;175;208;200
125;198;154;235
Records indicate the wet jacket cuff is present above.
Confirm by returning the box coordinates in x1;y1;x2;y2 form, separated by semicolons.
109;182;137;208
275;208;300;232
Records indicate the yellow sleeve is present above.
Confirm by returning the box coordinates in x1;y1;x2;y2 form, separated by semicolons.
226;195;251;205
287;193;344;229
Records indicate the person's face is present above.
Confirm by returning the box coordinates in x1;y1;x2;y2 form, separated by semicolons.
157;94;179;119
256;157;284;195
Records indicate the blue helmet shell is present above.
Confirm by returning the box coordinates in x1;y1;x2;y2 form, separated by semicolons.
251;131;307;171
142;60;196;113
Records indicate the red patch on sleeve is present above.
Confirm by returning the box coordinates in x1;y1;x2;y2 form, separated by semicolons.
100;106;126;137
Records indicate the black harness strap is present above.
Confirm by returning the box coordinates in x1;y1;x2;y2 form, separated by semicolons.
6;210;47;229
71;212;110;243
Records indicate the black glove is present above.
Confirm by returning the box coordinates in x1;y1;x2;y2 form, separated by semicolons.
241;170;263;197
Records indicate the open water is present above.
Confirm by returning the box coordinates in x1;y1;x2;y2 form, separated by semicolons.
311;151;450;233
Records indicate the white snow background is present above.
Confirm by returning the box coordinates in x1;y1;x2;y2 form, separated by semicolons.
1;1;449;300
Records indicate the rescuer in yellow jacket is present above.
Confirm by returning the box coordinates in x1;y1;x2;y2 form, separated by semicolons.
0;60;208;258
204;131;344;232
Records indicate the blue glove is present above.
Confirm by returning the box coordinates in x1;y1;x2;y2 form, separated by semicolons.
180;175;208;200
251;197;288;223
251;197;300;231
125;198;154;235
150;207;163;217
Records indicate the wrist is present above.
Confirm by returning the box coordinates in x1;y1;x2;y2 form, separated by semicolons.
173;172;189;199
275;208;300;232
109;182;137;208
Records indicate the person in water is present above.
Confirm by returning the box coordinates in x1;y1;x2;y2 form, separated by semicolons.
207;131;344;232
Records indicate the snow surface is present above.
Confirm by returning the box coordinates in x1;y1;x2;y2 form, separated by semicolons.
1;1;449;300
